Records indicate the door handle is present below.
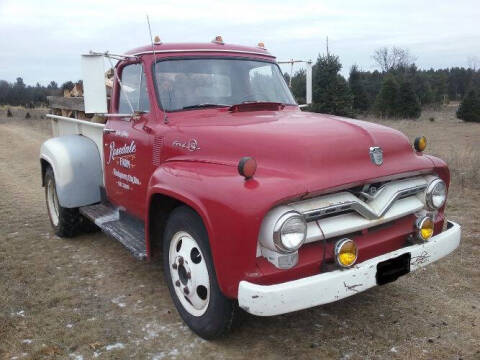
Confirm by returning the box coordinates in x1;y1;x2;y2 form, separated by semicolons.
103;128;116;134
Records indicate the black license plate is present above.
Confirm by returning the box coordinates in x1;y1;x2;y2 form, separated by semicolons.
376;253;411;285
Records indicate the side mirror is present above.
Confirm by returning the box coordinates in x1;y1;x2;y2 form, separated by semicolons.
81;54;108;114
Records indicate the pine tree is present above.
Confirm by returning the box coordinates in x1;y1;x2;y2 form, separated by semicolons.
457;90;480;122
397;81;421;118
375;75;399;117
290;69;306;104
349;65;369;112
311;54;353;117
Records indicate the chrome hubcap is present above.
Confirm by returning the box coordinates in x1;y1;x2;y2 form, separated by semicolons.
169;231;210;316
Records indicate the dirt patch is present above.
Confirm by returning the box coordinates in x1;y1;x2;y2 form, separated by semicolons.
0;109;479;359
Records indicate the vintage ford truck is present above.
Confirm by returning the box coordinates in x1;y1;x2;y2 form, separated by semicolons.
40;38;461;339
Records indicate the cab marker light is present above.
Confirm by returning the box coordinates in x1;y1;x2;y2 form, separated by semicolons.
238;157;257;179
414;136;427;152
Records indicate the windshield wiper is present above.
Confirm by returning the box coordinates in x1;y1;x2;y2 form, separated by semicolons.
182;103;230;110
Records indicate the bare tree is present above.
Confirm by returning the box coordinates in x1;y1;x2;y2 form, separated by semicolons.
467;56;480;70
373;46;416;72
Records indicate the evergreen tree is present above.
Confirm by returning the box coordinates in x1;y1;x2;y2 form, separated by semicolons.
311;54;353;117
375;75;399;117
415;78;434;105
61;81;75;91
457;90;480;122
349;65;369;112
47;81;58;89
397;81;421;118
290;69;306;104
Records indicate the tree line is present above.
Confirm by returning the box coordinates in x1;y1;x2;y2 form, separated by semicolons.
2;48;480;122
285;46;480;122
0;78;80;107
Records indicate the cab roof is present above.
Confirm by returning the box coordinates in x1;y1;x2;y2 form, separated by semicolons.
126;42;275;58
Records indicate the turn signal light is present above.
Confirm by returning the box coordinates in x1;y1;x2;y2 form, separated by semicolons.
414;136;427;152
335;239;358;268
258;42;265;48
417;216;434;241
238;157;257;179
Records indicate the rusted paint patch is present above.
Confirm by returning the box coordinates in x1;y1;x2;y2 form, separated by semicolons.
411;251;430;266
343;281;363;292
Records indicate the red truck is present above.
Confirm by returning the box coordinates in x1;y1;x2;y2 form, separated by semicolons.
41;38;461;339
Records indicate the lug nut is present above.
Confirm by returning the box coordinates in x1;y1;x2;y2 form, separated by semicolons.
186;272;191;279
178;257;184;265
183;287;189;295
175;280;180;287
172;263;177;270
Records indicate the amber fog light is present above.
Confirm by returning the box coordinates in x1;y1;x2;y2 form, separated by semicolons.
417;216;434;241
335;239;358;268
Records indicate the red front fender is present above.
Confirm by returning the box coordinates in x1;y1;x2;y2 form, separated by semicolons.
145;161;306;298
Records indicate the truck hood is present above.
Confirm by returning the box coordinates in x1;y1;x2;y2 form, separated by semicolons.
165;108;434;195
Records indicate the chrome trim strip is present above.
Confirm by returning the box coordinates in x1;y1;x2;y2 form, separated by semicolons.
300;179;428;221
131;49;275;58
258;175;437;255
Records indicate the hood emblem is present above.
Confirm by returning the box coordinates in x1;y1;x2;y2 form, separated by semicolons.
172;139;200;152
369;146;383;166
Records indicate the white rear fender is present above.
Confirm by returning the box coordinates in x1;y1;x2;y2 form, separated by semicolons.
40;135;103;208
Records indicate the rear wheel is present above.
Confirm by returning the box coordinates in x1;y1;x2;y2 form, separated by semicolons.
44;167;91;237
163;206;238;339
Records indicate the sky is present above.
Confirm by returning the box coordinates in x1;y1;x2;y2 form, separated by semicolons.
0;0;479;86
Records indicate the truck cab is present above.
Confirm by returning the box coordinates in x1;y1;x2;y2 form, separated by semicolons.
40;39;461;339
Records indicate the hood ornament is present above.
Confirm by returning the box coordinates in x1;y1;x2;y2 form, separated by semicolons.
369;146;383;166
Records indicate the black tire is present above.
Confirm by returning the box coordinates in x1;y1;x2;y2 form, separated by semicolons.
44;166;93;237
163;206;238;339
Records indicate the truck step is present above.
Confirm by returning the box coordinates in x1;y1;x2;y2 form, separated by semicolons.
80;203;147;260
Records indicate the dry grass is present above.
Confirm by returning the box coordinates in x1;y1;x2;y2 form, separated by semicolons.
0;106;478;360
362;106;480;190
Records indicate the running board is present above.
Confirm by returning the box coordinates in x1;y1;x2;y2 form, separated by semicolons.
80;203;147;260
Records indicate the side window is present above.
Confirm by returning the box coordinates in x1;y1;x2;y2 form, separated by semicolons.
118;63;150;113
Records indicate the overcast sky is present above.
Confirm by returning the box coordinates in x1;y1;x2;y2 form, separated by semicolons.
1;0;479;85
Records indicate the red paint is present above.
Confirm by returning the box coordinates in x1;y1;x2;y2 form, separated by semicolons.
102;43;450;298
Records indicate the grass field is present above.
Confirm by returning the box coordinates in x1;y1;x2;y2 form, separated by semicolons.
0;106;478;360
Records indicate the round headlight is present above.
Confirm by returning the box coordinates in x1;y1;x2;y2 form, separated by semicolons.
425;179;447;210
273;212;307;253
335;238;358;268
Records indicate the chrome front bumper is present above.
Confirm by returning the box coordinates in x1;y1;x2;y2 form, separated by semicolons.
239;221;461;316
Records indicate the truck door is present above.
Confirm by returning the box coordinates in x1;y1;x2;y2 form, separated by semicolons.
103;62;154;219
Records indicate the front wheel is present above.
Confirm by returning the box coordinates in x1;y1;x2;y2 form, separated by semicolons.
163;206;238;339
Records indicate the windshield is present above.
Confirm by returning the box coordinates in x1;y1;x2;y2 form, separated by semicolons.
153;58;296;111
